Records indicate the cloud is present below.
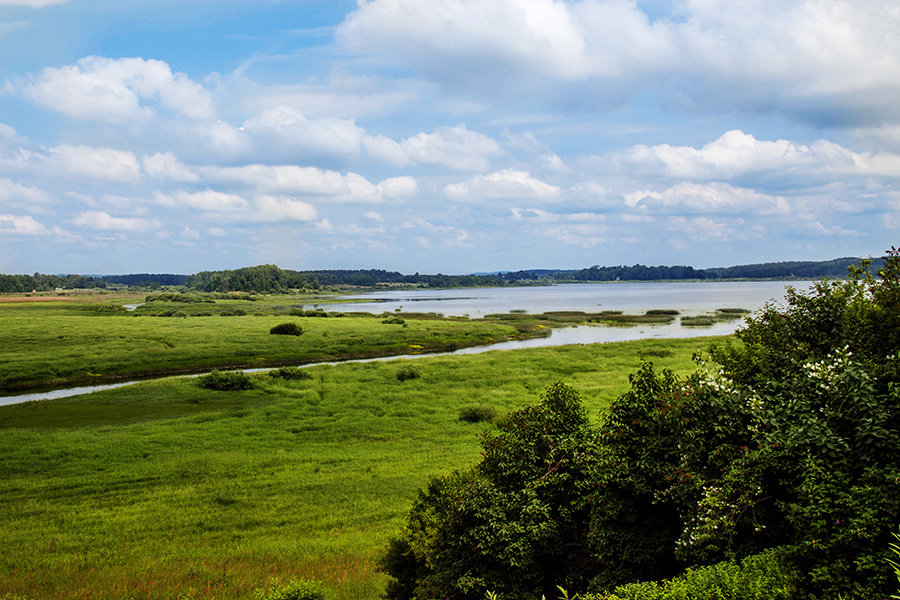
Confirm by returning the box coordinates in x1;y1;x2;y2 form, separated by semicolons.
47;145;142;183
622;130;900;181
625;182;789;216
444;169;561;202
11;56;214;123
393;124;503;171
666;216;751;243
155;190;248;213
204;164;416;203
338;0;900;125
0;178;53;208
0;213;49;235
241;105;365;160
72;210;159;232
142;152;199;183
251;195;317;222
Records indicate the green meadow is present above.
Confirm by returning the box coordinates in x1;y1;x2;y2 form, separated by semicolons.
0;296;541;392
0;303;719;599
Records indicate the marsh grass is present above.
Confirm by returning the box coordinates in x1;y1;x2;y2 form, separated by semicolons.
0;337;714;600
0;300;535;392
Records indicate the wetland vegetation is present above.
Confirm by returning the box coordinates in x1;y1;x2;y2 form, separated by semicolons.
1;254;897;600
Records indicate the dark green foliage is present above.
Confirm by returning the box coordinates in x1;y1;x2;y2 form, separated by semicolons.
268;366;311;380
270;322;303;336
383;250;900;600
198;369;254;391
458;405;497;423
0;272;106;292
254;578;325;600
380;382;598;600
645;309;679;315
382;315;406;325
220;309;246;316
395;367;420;382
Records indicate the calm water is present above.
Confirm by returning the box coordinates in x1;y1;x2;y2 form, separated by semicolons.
322;280;811;317
1;280;812;406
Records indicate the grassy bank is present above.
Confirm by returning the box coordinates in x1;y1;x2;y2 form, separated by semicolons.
0;337;720;600
0;298;538;392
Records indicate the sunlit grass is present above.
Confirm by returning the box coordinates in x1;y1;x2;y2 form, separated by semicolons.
0;337;721;600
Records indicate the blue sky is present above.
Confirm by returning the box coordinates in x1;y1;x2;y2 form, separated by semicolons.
0;0;898;275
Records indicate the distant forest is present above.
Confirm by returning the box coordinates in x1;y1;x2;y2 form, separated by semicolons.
0;257;883;293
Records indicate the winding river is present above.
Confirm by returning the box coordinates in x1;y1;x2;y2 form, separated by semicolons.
0;280;812;406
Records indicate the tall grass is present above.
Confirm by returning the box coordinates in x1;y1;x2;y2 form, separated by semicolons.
0;337;715;600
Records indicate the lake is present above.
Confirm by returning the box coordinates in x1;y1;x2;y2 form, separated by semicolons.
321;280;812;318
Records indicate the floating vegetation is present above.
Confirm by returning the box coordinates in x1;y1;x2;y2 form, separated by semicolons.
681;308;750;326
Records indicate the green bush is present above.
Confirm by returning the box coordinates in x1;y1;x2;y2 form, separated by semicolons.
268;366;311;380
382;315;406;325
255;578;325;600
220;309;246;316
380;382;597;600
270;322;303;336
589;548;797;600
396;366;420;382
458;405;496;423
198;369;254;391
381;249;900;600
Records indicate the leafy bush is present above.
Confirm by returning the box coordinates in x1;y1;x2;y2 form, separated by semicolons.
198;369;254;391
220;309;246;316
270;322;303;336
458;405;496;423
396;367;420;382
382;249;900;600
382;315;406;325
268;366;311;380
588;548;797;600
380;382;597;600
254;578;325;600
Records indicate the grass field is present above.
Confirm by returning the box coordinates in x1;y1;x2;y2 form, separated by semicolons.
0;295;541;392
0;335;723;600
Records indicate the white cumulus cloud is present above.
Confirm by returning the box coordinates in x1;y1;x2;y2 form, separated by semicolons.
12;56;215;123
444;169;561;202
0;213;49;235
625;182;789;215
73;210;159;232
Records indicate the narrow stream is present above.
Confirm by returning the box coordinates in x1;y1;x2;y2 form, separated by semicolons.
0;320;738;407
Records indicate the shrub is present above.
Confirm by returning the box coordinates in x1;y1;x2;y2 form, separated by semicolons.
588;548;797;600
269;366;311;380
382;315;406;325
198;369;254;391
380;382;597;600
254;578;325;600
396;367;420;382
458;405;497;423
221;309;246;316
270;322;303;336
645;309;679;315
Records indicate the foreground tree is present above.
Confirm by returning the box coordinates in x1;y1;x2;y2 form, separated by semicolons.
381;249;900;600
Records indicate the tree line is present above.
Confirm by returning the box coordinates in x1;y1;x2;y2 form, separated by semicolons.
0;257;883;294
